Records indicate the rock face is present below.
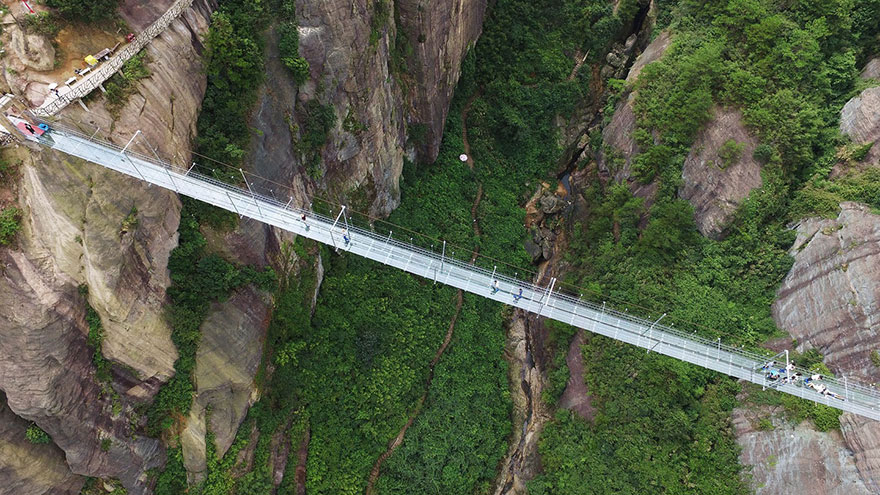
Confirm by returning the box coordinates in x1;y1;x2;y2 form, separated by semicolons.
772;203;880;382
9;27;55;71
0;248;164;494
839;86;880;166
840;414;880;492
625;30;670;84
0;393;84;495
181;286;271;484
594;30;670;195
733;409;871;495
679;106;762;238
861;57;880;80
258;0;486;216
0;0;217;492
396;0;488;163
767;202;880;491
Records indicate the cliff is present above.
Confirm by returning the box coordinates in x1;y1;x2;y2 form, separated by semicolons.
0;0;217;492
250;0;487;216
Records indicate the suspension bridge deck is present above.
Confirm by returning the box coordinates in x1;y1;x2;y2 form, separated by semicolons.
25;122;880;422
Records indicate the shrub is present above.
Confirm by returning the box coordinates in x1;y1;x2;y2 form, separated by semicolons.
0;207;22;245
26;424;50;444
24;12;60;37
45;0;120;22
718;139;745;168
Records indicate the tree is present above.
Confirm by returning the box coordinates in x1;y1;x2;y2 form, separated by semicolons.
45;0;120;22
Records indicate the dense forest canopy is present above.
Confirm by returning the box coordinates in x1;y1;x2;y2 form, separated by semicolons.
146;0;880;493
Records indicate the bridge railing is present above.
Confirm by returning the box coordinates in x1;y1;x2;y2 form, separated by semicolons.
33;0;196;116
37;121;880;419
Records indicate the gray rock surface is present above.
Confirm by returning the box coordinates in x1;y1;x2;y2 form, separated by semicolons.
626;30;670;84
733;408;871;495
772;203;880;382
396;0;488;163
180;285;272;484
839;86;880;166
840;413;880;492
594;30;671;195
9;26;55;71
766;202;880;491
0;249;163;494
0;1;217;492
679;107;762;238
0;393;84;495
861;57;880;80
259;0;485;216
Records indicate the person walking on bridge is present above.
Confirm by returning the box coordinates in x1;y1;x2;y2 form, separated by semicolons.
491;280;500;294
301;214;309;231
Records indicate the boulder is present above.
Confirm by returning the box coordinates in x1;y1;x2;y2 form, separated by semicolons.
538;192;566;215
839;86;880;166
861;57;880;80
9;26;55;72
679;106;762;238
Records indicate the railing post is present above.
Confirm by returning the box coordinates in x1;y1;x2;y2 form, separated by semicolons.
383;231;394;265
645;313;666;354
435;240;446;284
540;277;556;315
226;191;242;217
240;168;264;218
330;206;345;251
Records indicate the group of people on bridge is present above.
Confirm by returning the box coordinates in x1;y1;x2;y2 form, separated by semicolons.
761;361;845;400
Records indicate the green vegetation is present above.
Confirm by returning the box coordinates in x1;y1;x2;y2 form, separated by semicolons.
791;167;880;218
278;0;309;84
81;478;127;495
105;51;151;116
24;12;60;38
25;423;50;444
718;139;745;168
85;298;112;384
526;0;880;491
45;0;120;23
145;199;275;435
0;206;22;245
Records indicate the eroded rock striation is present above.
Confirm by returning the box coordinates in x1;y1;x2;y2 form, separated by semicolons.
180;285;272;484
772;203;880;382
839;86;880;166
0;393;84;495
733;409;871;495
0;0;217;491
679;106;762;238
259;0;486;216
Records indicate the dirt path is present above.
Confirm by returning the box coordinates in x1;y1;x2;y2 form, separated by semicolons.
364;94;484;495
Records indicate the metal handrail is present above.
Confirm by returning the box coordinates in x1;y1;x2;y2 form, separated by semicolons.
33;121;880;419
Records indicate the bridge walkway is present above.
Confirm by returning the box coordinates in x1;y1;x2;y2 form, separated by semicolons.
26;122;880;422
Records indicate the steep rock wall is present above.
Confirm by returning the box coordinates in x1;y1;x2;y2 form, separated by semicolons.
0;393;84;495
396;0;488;163
733;408;870;495
252;0;486;216
679;106;762;238
754;203;880;491
0;0;217;492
